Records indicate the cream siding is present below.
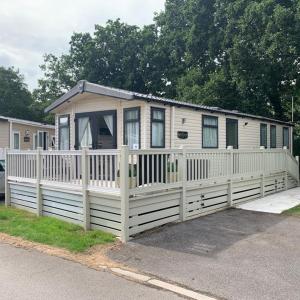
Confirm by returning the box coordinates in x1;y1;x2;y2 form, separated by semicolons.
11;123;55;150
55;94;148;150
53;93;293;151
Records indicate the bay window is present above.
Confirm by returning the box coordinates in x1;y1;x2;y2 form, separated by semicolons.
124;107;140;149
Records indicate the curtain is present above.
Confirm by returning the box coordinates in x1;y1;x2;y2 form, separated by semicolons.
203;127;217;148
104;115;114;136
59;127;69;150
78;117;92;148
152;123;164;147
126;121;139;149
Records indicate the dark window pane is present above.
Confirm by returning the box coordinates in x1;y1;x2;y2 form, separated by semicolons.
260;124;267;148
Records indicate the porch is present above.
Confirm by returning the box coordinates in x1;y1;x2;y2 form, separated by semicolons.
4;147;299;242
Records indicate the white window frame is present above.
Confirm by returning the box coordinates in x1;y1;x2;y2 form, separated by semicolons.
12;131;20;150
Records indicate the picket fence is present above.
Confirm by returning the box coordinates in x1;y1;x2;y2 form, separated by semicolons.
5;146;299;242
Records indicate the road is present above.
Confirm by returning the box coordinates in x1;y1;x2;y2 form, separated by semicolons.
109;208;300;300
0;242;181;300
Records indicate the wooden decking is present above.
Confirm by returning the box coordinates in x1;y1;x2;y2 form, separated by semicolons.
5;147;300;242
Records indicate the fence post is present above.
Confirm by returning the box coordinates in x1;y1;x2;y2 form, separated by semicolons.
4;148;10;207
36;147;42;216
120;145;129;243
284;147;288;190
179;146;187;221
260;148;265;198
81;147;90;230
296;156;300;186
227;146;233;207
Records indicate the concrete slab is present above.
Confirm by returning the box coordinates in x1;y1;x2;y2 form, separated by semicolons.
236;187;300;214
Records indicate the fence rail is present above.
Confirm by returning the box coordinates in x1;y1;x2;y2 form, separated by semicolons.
5;147;299;242
6;148;299;192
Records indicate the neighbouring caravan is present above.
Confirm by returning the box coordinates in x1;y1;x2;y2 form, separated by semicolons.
0;116;55;155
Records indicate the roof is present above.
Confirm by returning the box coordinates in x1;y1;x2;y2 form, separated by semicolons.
0;116;55;129
45;80;293;126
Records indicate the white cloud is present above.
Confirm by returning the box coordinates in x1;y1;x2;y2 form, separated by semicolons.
0;0;165;90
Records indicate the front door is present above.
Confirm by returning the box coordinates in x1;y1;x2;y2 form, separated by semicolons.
75;110;117;149
226;118;238;149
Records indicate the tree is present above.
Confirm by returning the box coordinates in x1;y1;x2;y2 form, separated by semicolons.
0;67;34;120
34;0;300;124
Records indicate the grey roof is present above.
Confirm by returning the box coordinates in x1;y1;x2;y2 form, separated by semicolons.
45;80;293;126
0;115;55;129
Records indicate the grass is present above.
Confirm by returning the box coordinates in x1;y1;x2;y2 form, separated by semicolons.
0;205;115;252
284;205;300;217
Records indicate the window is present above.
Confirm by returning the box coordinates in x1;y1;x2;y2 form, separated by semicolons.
226;118;238;149
260;124;267;148
59;115;70;150
124;107;140;149
13;132;20;150
270;125;276;148
202;115;218;148
283;127;289;148
38;131;49;150
151;107;165;148
33;133;37;150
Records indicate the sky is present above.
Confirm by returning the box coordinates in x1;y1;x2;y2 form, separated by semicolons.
0;0;165;90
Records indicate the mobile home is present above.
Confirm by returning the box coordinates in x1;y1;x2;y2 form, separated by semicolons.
0;116;55;159
4;81;298;242
45;81;293;152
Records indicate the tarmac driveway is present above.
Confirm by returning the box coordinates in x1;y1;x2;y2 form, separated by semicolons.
108;209;300;300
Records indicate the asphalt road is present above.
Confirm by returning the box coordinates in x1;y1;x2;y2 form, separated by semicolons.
109;208;300;300
0;242;182;300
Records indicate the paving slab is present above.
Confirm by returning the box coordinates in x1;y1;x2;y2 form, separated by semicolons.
237;187;300;213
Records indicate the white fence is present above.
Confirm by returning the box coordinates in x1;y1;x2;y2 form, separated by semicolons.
5;147;300;242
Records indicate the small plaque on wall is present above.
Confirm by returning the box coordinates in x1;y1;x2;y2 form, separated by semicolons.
24;136;30;143
177;131;188;139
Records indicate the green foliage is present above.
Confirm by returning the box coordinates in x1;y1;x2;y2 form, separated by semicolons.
0;205;115;252
284;205;300;216
0;67;34;120
33;0;300;125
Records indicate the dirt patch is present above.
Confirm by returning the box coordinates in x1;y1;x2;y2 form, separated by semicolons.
0;232;123;270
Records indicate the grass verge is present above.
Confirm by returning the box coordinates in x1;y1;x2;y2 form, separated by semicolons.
283;205;300;217
0;205;115;252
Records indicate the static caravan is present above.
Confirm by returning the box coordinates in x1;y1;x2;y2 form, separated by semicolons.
45;81;293;152
0;116;55;158
5;81;298;242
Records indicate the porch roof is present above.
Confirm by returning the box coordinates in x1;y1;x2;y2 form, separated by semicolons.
45;80;293;126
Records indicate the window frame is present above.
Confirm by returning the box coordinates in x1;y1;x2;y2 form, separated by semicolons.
226;118;239;149
270;125;276;148
260;123;268;148
123;107;141;149
58;115;70;150
202;115;219;149
12;131;20;150
283;127;289;149
150;107;165;148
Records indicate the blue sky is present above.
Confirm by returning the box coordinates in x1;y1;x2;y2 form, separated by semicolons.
0;0;165;90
